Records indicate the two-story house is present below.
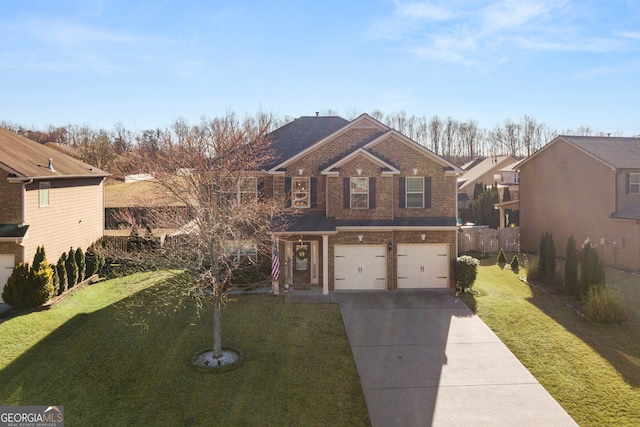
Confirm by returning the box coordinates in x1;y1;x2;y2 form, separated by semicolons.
0;128;109;299
519;135;640;272
264;114;462;294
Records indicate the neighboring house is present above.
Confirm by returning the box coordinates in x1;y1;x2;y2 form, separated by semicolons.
519;135;640;272
0;128;109;299
264;114;462;293
457;155;518;209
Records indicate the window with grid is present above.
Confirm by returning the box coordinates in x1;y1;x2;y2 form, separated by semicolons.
292;177;310;208
350;177;369;209
406;177;424;208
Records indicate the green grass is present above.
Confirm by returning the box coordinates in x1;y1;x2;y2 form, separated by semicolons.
0;272;369;426
463;263;640;426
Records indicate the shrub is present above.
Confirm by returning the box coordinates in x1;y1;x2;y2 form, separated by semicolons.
57;255;68;295
85;244;97;277
510;255;520;271
1;247;54;308
539;233;547;278
526;256;540;281
580;239;606;296
539;232;556;282
497;249;507;264
75;247;86;283
585;286;627;324
565;235;578;298
65;247;78;288
51;263;60;295
455;255;480;294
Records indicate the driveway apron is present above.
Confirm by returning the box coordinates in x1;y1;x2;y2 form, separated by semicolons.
331;290;577;427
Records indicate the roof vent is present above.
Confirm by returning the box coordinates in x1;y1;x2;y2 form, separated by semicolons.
47;158;55;172
315;112;319;117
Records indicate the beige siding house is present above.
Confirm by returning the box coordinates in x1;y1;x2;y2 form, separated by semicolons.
0;128;109;298
519;135;640;272
265;114;463;293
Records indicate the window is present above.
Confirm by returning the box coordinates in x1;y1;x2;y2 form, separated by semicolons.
39;182;50;207
223;240;257;262
292;177;310;208
406;177;424;208
350;177;369;209
629;173;640;194
222;177;257;204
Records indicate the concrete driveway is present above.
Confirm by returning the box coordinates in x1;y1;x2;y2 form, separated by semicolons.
331;290;577;427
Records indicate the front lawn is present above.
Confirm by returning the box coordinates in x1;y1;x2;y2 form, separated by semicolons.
0;272;369;426
464;263;640;426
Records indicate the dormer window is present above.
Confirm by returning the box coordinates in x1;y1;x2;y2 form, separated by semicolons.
292;177;310;208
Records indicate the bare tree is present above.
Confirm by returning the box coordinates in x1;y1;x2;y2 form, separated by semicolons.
428;115;444;155
107;112;285;361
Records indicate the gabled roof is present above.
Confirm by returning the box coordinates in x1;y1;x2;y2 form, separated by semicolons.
0;127;109;180
320;148;400;175
267;114;386;172
363;130;462;174
520;135;640;170
457;155;517;190
263;116;349;170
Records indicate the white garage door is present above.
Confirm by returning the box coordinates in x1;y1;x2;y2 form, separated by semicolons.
397;244;449;289
334;245;387;290
0;254;15;303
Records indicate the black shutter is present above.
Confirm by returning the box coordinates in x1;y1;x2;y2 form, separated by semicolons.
310;177;317;208
257;177;265;201
285;177;292;207
343;177;350;209
369;177;376;209
424;176;432;209
399;177;405;208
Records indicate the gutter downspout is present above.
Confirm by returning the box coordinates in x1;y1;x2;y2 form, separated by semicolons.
20;179;33;263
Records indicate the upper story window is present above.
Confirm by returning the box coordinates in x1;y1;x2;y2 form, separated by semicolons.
223;177;257;204
292;177;310;208
350;177;369;209
406;177;424;208
629;173;640;194
39;182;50;207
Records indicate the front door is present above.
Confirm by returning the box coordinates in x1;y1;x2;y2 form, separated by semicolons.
293;242;311;284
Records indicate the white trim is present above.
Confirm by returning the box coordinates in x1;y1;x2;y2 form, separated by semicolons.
272;230;338;236
320;148;401;175
322;234;329;294
267;114;388;173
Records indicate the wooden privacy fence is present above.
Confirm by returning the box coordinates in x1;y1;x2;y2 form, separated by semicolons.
459;227;520;254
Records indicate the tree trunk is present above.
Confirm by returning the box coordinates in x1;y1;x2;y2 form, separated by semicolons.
212;297;222;358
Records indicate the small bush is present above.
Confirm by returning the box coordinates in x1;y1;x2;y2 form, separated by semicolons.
580;239;606;296
510;255;520;271
526;256;540;281
51;263;60;295
497;249;507;264
65;247;78;288
455;255;480;294
585;286;627;324
57;256;68;295
85;245;97;277
565;235;579;298
75;247;86;283
1;246;54;308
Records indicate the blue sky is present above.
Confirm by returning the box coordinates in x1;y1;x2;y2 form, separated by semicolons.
1;0;639;135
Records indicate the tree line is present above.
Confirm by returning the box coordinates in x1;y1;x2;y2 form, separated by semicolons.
1;110;610;175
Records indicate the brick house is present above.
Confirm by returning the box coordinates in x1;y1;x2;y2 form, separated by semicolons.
519;135;640;272
264;114;462;293
0;128;109;299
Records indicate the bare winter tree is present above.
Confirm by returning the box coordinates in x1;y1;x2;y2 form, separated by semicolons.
428;115;444;155
106;112;285;362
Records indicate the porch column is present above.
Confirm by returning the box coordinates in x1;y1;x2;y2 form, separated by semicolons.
322;234;329;295
499;207;505;229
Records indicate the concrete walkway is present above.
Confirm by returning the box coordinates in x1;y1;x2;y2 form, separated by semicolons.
329;290;577;427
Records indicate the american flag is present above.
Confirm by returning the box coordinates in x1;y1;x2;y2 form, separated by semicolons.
271;240;280;281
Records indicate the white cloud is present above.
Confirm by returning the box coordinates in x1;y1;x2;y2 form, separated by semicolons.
394;1;452;20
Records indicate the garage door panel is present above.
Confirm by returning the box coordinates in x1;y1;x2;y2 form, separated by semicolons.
397;244;449;289
334;245;386;290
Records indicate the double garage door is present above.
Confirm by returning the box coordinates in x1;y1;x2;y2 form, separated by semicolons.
333;243;449;290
